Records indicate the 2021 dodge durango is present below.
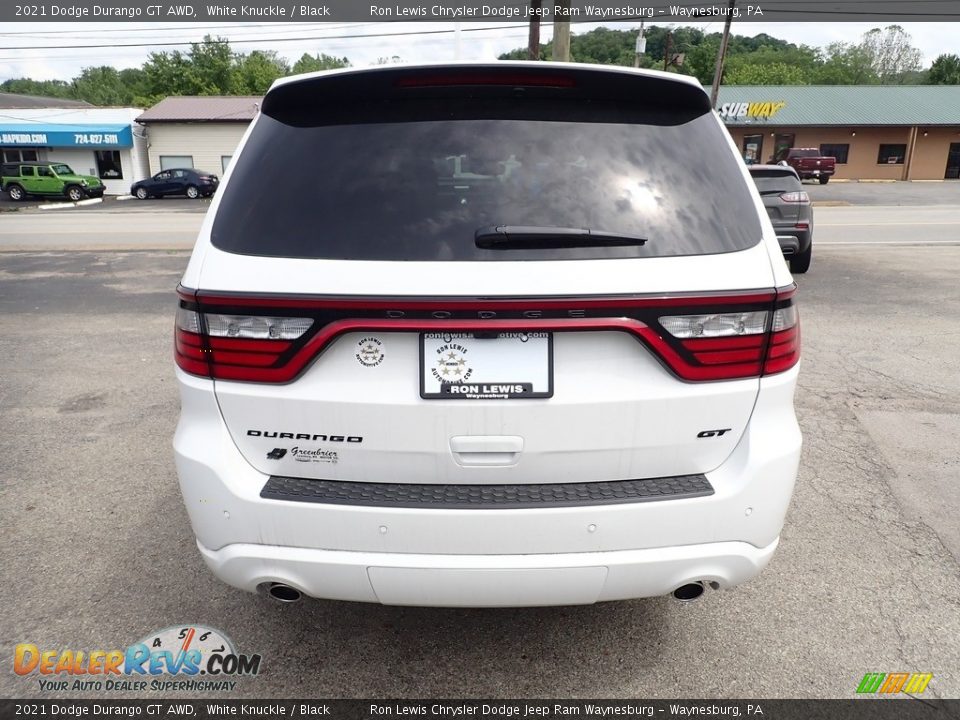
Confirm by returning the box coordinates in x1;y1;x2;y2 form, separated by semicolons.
173;63;802;607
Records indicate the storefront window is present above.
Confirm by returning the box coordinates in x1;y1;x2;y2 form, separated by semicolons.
3;148;40;162
820;144;850;164
94;150;123;179
878;144;907;165
160;155;194;170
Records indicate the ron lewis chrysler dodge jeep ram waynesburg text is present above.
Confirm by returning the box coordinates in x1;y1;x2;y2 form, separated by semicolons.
173;63;802;607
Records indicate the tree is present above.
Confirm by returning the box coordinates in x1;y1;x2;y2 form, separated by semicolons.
927;54;960;84
141;35;234;98
814;42;879;84
119;68;149;101
290;53;350;74
71;66;133;105
0;78;73;98
722;44;819;86
566;27;635;66
232;51;289;94
858;25;922;84
185;36;234;94
725;62;809;85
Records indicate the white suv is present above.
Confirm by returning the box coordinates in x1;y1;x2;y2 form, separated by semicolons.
173;63;801;607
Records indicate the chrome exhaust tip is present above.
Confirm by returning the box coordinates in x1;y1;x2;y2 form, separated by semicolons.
265;582;302;603
672;582;706;602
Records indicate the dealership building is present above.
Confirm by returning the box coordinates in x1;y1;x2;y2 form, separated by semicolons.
717;85;960;181
0;93;149;195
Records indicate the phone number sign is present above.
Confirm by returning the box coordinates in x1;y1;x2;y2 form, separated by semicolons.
0;126;133;147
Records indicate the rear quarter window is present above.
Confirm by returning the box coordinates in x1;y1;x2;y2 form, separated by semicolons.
212;87;762;261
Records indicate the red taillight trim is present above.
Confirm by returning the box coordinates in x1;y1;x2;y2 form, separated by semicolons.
681;335;765;351
174;286;800;384
207;337;293;353
174;329;210;376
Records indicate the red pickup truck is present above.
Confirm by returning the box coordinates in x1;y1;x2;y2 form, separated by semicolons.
779;148;836;184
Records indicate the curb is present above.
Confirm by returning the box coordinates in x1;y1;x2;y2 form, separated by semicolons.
38;197;104;211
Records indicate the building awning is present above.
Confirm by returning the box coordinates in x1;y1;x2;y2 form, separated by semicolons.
716;85;960;127
0;123;133;148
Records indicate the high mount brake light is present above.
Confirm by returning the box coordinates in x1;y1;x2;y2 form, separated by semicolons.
396;74;576;88
174;287;800;383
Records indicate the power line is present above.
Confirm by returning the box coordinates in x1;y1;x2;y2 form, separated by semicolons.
0;23;544;51
0;22;367;36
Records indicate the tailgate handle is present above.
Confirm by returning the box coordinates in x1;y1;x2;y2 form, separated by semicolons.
450;435;523;466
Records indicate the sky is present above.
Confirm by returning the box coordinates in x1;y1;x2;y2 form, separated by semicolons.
0;21;957;84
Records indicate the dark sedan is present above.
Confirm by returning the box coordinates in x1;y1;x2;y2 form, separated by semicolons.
131;168;219;200
748;164;814;274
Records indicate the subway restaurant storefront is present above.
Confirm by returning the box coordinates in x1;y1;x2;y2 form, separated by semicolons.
0;107;149;195
717;85;960;181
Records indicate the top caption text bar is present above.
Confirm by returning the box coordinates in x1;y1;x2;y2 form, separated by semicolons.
6;1;960;23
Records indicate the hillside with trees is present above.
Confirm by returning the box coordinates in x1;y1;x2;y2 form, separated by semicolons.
0;36;349;106
500;24;954;87
2;26;956;108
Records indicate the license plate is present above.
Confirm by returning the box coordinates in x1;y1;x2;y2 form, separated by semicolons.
420;332;553;399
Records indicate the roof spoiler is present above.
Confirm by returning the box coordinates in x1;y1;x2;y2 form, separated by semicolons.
261;64;712;126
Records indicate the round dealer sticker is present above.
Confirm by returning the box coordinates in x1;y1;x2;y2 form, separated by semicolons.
356;337;385;367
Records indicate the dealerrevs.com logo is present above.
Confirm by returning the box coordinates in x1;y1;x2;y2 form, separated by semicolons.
14;625;261;693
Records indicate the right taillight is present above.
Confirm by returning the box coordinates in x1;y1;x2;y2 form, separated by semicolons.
779;191;810;203
658;285;800;379
764;300;801;374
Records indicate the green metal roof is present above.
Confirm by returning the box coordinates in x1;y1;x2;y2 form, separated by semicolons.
715;85;960;127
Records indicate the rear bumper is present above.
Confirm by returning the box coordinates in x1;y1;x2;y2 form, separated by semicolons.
198;537;778;607
174;365;801;606
773;227;812;254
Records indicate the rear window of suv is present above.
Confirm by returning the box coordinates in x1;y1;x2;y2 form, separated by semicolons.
749;169;802;194
212;88;762;261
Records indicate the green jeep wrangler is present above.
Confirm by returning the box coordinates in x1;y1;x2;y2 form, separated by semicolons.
1;161;105;202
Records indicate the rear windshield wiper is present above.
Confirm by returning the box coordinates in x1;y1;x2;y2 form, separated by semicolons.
475;225;648;250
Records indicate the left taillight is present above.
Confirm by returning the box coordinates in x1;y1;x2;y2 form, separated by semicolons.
175;292;313;380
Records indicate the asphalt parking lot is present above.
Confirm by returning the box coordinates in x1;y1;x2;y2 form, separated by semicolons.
1;191;959;701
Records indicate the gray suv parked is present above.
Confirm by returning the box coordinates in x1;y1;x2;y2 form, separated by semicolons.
748;164;814;273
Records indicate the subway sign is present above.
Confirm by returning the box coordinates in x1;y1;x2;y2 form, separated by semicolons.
719;101;787;123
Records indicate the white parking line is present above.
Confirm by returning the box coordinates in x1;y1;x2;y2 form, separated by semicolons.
817;222;960;227
817;241;960;245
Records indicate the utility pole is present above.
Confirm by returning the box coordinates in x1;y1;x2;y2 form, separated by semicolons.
710;0;737;108
663;31;672;72
527;0;542;60
633;21;646;68
553;0;572;62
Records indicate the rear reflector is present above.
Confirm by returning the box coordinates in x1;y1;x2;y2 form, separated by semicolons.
175;286;800;383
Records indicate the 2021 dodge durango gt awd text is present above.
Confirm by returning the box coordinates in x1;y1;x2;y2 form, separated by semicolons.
173;63;802;607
